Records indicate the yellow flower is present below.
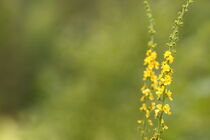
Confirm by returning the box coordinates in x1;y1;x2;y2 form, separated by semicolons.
144;57;151;65
148;119;153;126
163;104;172;115
146;49;152;56
154;109;159;118
137;120;143;124
164;51;174;64
150;51;157;59
156;104;162;110
161;62;171;73
156;86;165;95
151;81;158;90
164;75;172;85
140;103;147;111
163;125;168;130
156;85;165;99
150;136;158;140
145;110;150;118
161;119;164;124
154;104;162;117
150;72;157;81
166;90;173;101
160;75;172;85
164;51;172;58
142;88;151;96
140;96;145;101
143;69;151;80
149;95;154;101
150;102;156;110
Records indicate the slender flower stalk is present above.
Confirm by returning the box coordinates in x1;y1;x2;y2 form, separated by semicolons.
138;0;194;140
138;1;159;140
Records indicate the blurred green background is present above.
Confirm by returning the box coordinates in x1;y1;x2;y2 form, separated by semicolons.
0;0;209;140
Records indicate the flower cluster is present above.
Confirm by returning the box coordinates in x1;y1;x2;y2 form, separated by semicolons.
138;0;193;140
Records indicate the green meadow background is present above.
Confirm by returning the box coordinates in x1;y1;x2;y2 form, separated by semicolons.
0;0;209;139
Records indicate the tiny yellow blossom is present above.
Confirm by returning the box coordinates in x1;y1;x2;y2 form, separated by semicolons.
163;104;172;115
154;109;159;118
143;69;151;80
164;51;172;58
140;96;145;101
151;102;156;110
161;63;171;73
163;125;168;130
140;103;147;111
150;136;158;140
160;75;172;85
164;51;174;64
166;90;173;101
148;119;153;126
164;75;172;85
142;88;151;96
137;120;143;124
146;110;150;118
156;86;165;96
150;51;157;59
149;95;154;100
154;104;162;117
146;49;152;56
156;104;162;110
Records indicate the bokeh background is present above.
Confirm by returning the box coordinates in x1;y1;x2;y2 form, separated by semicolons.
0;0;209;140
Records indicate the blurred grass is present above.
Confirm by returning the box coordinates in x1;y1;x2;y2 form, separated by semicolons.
0;0;209;140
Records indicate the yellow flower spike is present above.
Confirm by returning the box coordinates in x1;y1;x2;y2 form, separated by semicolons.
139;0;193;139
